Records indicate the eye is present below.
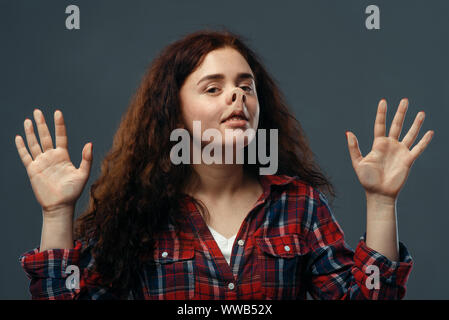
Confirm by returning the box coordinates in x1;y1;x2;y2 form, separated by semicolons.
240;86;253;93
206;87;220;93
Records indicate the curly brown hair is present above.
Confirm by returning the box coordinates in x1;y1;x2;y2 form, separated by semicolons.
74;28;337;298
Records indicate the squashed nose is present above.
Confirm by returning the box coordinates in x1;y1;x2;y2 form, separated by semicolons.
231;88;246;104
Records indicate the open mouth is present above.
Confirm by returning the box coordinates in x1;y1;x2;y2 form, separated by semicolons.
221;116;248;127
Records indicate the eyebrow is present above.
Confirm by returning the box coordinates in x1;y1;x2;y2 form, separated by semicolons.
196;73;255;85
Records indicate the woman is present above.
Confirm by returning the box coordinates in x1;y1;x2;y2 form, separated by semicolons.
16;29;433;300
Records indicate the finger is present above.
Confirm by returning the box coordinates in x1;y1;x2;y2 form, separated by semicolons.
24;118;42;160
33;109;54;152
79;143;93;177
15;135;33;169
54;110;68;149
401;111;425;149
409;130;434;162
374;99;387;138
346;131;363;166
388;98;408;140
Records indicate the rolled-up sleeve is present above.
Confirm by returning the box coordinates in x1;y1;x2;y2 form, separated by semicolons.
305;190;413;300
19;240;118;300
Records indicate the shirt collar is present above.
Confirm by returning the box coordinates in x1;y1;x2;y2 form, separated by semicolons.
259;174;298;188
256;174;298;206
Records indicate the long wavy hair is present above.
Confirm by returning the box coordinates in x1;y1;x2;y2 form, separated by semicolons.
74;28;337;298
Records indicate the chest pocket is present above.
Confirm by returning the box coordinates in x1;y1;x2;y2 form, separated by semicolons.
143;237;196;300
255;233;310;300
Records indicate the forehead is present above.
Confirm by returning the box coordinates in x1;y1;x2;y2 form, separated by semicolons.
187;47;254;83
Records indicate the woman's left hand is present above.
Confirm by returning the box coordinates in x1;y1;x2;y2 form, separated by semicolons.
346;98;434;200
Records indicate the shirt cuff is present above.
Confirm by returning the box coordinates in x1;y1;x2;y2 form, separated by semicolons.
19;240;83;279
354;233;413;285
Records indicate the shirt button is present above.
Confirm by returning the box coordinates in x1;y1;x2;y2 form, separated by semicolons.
284;245;291;252
237;239;245;246
161;251;168;258
228;282;235;290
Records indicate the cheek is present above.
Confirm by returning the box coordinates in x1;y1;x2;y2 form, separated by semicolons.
250;104;260;129
182;102;220;130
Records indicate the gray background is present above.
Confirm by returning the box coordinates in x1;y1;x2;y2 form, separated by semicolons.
1;0;448;299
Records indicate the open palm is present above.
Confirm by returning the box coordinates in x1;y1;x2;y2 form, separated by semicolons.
15;109;93;213
346;98;434;199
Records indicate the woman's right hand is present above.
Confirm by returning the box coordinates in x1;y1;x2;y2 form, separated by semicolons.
15;109;93;217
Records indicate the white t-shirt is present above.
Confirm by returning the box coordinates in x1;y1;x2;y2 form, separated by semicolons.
207;225;237;265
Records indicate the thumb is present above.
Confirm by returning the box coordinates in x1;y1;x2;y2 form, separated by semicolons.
79;142;93;177
345;131;363;166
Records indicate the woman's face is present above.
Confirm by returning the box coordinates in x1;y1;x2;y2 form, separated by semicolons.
179;47;259;147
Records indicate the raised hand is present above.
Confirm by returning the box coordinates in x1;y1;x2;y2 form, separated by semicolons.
346;98;434;200
15;109;93;215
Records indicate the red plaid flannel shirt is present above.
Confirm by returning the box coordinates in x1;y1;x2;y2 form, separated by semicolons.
19;174;413;300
